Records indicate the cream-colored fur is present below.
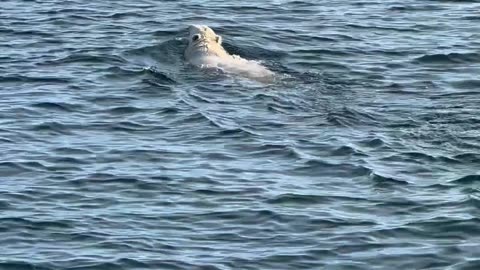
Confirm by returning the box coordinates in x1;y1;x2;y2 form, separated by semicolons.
184;25;274;82
185;25;229;62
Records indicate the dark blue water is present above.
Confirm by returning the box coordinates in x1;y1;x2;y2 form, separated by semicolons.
2;0;480;269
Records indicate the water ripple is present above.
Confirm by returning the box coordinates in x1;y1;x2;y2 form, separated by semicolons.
2;0;480;269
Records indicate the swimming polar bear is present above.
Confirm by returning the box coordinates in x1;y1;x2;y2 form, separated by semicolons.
184;25;274;82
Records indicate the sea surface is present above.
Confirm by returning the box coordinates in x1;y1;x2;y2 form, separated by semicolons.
1;0;480;269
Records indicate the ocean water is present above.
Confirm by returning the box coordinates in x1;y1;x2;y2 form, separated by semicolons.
1;0;480;269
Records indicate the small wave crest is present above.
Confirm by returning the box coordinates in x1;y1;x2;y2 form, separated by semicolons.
414;52;479;65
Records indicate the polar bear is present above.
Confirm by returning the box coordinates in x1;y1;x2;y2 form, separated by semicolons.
184;25;274;82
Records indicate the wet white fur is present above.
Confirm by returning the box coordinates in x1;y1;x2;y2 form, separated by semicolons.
184;25;274;82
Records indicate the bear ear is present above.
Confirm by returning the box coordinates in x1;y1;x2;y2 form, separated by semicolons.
216;35;222;44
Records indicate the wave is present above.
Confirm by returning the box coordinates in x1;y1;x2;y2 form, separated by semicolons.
414;52;480;64
31;102;82;112
0;262;55;270
294;159;372;177
32;121;74;135
38;53;127;66
0;75;70;84
370;173;410;187
449;175;480;185
266;193;371;205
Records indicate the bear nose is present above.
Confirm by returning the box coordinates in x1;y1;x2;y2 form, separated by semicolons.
192;34;200;42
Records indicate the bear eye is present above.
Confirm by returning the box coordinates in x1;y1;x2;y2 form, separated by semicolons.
192;34;200;41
